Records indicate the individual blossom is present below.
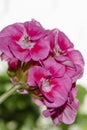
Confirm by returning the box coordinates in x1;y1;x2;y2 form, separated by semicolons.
0;19;50;62
47;29;84;82
43;84;79;125
28;63;72;108
27;62;79;125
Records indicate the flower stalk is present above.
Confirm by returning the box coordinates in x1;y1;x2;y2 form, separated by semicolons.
0;85;20;104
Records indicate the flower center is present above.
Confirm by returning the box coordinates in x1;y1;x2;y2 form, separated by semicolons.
19;35;35;49
54;45;65;56
42;79;52;92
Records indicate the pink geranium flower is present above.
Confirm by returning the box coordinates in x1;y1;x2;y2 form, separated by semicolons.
48;29;84;82
0;19;85;126
28;64;72;108
0;19;50;62
43;85;79;125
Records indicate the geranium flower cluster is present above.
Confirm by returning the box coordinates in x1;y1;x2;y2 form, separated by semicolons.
0;19;84;125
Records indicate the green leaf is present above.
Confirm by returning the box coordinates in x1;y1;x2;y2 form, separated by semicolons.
77;84;87;105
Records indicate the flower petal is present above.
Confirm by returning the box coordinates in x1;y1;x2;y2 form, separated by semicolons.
66;64;84;82
62;87;79;124
63;98;79;124
0;37;14;58
58;31;74;50
67;50;85;67
43;74;72;107
24;19;48;41
10;41;31;62
0;23;24;40
28;66;46;86
55;55;74;68
31;39;50;61
32;97;44;106
43;108;62;125
43;57;65;77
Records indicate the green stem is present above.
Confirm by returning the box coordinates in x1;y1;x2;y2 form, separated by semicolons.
0;85;20;104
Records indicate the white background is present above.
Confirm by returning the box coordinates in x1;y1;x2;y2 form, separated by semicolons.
0;0;87;88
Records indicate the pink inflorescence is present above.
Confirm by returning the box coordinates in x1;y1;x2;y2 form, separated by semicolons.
0;19;84;125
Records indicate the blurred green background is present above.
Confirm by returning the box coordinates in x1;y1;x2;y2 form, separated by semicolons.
0;73;87;130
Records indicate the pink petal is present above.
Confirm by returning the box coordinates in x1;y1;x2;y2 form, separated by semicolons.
24;19;48;41
55;55;74;68
66;64;84;82
43;75;72;107
62;87;79;124
43;108;62;125
43;109;51;117
67;50;85;67
48;29;59;52
0;23;24;40
52;116;62;125
31;39;50;61
28;66;46;86
58;31;74;50
10;41;31;62
32;97;44;106
0;37;14;58
43;57;65;77
71;87;78;99
0;53;10;61
63;98;79;124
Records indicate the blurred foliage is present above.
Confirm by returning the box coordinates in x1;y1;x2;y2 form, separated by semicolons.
0;74;40;130
0;73;87;130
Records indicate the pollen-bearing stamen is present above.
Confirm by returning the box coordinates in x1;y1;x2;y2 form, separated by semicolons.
19;34;35;49
54;40;65;56
42;78;52;92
